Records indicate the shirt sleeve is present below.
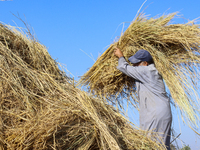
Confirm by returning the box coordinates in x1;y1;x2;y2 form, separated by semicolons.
117;57;149;83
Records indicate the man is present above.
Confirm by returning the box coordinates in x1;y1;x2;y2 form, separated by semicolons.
114;48;172;150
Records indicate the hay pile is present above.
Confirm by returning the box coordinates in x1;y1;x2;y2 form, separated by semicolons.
0;24;164;149
79;13;200;128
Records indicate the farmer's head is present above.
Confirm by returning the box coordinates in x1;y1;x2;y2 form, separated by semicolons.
128;49;153;66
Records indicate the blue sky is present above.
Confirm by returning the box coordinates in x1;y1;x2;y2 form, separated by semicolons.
0;0;200;149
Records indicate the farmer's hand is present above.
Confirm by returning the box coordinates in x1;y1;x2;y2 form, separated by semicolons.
114;47;123;58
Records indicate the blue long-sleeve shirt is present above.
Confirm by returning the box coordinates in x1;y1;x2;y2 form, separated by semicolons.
117;57;172;150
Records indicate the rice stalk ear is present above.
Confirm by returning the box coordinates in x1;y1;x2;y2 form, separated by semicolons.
79;12;200;131
0;22;164;149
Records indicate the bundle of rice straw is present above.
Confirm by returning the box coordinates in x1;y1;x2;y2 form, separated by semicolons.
0;23;165;149
79;12;200;129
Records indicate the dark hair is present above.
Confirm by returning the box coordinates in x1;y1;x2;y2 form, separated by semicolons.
147;59;154;64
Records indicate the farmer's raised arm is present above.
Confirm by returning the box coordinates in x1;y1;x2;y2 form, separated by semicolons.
114;48;147;82
117;57;147;82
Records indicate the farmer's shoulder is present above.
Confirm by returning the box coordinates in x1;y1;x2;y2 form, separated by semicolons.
136;64;157;75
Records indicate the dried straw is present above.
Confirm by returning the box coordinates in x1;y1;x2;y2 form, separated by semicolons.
0;23;165;149
79;13;200;129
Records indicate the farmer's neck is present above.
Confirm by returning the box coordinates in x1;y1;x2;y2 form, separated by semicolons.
133;61;149;66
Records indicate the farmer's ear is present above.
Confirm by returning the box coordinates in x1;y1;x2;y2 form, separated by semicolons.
143;61;149;66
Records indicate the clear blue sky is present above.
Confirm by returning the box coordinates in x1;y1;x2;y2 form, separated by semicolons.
0;0;200;149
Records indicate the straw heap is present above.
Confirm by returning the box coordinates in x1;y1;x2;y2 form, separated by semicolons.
0;23;164;149
79;13;200;128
